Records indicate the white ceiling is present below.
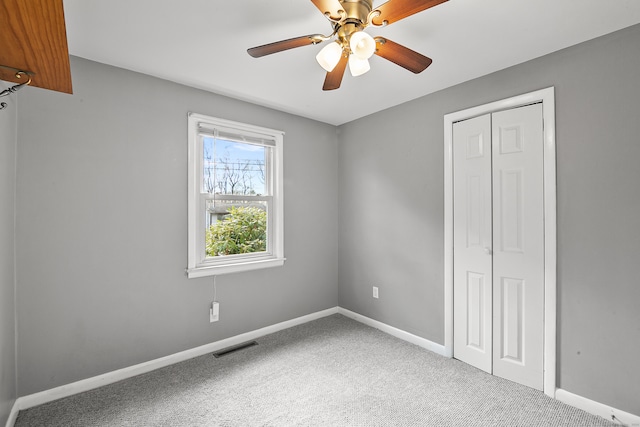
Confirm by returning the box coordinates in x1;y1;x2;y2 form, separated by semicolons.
63;0;640;126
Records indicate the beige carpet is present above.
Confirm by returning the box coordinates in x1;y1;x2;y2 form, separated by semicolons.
15;314;615;426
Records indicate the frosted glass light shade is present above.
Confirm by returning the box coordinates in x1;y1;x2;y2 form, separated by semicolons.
348;56;370;77
316;42;343;72
350;31;376;60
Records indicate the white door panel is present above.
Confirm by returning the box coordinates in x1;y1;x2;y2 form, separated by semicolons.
453;114;492;374
492;104;544;390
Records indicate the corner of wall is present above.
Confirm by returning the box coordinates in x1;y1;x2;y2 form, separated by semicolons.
12;94;19;416
0;82;18;427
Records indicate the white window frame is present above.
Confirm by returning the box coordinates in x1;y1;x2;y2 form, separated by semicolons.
187;113;285;277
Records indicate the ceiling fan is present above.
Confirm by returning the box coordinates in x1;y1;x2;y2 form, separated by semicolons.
247;0;448;91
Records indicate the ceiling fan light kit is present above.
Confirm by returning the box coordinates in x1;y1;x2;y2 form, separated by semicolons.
348;55;370;76
316;41;343;72
349;30;376;59
247;0;448;90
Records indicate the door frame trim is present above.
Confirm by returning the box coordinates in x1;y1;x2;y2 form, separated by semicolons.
443;87;556;397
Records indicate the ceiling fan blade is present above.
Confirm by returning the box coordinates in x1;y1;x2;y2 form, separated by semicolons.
322;51;348;91
310;0;345;20
247;35;323;58
374;37;432;73
371;0;448;26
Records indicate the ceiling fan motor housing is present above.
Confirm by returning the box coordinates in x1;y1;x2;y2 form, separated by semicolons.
340;0;373;23
334;0;374;49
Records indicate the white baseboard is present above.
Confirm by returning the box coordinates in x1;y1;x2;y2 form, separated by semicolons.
8;307;639;427
7;306;444;425
556;388;640;426
4;401;19;427
337;307;447;356
8;307;339;422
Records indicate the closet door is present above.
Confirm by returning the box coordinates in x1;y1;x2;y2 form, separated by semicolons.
452;104;544;391
453;114;493;373
491;104;544;390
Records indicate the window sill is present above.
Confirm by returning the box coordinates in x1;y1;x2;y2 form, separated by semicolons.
187;257;286;278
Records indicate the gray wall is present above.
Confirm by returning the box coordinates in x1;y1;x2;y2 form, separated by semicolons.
10;22;640;417
0;84;17;425
338;24;640;414
15;57;339;395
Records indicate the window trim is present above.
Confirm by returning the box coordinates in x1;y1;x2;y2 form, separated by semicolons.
187;113;285;278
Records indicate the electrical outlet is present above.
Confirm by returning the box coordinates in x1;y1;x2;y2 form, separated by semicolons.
373;286;379;299
210;302;219;323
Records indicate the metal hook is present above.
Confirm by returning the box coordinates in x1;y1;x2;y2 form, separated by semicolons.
0;71;33;97
0;68;33;110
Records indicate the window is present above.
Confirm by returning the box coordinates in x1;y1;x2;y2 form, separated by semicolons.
187;113;284;277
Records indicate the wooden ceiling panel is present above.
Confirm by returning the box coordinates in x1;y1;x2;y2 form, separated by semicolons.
0;0;73;94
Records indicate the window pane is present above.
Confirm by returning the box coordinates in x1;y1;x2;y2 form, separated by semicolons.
205;199;268;257
203;137;266;196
